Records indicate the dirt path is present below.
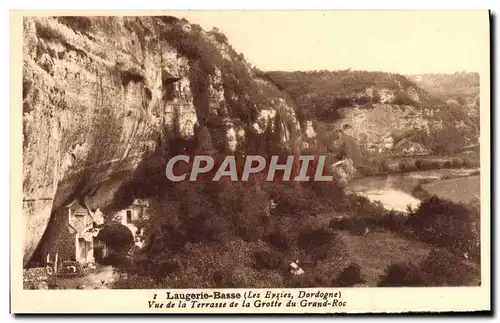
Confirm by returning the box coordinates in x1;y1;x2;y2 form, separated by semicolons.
54;265;118;289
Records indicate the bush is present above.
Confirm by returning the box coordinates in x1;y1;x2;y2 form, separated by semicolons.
336;263;365;286
376;210;409;232
393;91;415;106
254;250;285;270
462;158;472;168
378;262;427;287
212;270;238;288
57;16;92;33
265;230;290;251
347;217;369;235
329;217;351;231
96;224;134;252
265;183;315;217
421;249;480;286
412;184;430;200
407;196;480;256
451;158;464;168
297;228;346;263
101;252;130;267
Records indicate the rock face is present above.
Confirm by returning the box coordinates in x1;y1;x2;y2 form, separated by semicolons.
336;104;430;155
22;16;300;265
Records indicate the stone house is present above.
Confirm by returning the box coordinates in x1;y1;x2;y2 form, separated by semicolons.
111;199;149;248
33;200;104;268
66;200;104;265
32;199;149;268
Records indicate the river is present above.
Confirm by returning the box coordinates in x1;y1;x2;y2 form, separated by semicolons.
345;168;480;213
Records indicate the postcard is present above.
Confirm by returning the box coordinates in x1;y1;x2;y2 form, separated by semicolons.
10;10;491;313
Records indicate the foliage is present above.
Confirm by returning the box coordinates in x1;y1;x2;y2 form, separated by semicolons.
265;230;291;251
420;249;480;286
428;125;469;155
57;16;92;33
392;91;416;106
409;72;479;104
336;263;365;286
378;247;480;287
158;19;289;132
254;250;285;270
264;70;434;122
406;196;480;260
378;262;427;287
96;224;134;254
297;228;346;263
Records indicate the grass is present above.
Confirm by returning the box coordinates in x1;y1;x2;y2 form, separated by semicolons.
339;230;432;286
421;175;480;205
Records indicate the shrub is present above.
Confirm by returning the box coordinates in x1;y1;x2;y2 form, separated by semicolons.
297;228;346;263
411;184;431;201
329;217;351;231
254;250;285;270
347;217;369;235
96;224;134;253
212;270;238;288
376;210;409;232
265;230;290;251
378;262;427;287
101;252;130;267
336;263;365;287
57;16;92;33
407;196;479;256
462;158;472;168
451;158;464;168
421;249;480;286
284;260;343;288
266;183;314;217
210;29;228;44
393;92;415;106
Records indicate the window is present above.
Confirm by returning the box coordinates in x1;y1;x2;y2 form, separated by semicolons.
126;210;132;224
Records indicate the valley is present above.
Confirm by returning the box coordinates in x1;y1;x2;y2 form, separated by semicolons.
21;15;482;290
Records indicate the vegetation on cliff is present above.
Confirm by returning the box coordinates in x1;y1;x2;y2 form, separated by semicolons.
263;70;440;124
23;16;481;289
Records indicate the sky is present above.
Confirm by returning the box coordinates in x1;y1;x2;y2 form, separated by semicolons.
168;10;488;75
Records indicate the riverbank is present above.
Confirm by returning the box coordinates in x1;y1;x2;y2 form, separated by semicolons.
413;175;480;206
346;168;480;213
357;153;480;177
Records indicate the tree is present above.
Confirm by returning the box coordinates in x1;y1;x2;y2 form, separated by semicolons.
96;224;134;252
336;263;365;286
407;196;479;256
455;96;466;106
421;249;480;286
378;262;427;287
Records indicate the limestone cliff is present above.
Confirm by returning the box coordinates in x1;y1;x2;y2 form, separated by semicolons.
22;16;300;265
264;70;449;158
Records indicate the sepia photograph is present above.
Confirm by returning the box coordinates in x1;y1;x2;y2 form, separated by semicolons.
11;9;490;313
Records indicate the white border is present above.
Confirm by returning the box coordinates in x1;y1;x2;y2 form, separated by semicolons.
3;1;498;321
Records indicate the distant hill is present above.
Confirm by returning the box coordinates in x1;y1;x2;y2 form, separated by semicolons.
263;70;478;160
408;72;480;106
263;70;442;125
